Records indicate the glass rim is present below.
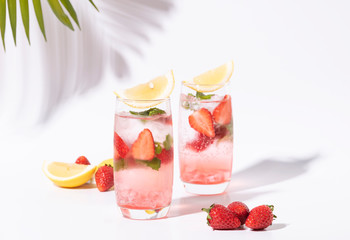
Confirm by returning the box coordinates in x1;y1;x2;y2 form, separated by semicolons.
115;96;171;103
181;81;230;87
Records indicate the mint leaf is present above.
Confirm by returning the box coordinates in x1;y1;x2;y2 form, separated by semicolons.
136;157;161;171
163;134;173;150
115;159;126;171
155;142;162;154
196;91;214;100
130;107;165;116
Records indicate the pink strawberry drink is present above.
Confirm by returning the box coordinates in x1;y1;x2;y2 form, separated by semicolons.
179;91;233;194
114;98;174;219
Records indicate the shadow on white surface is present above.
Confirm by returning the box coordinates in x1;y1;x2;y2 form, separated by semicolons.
168;154;318;218
227;154;319;192
266;223;288;231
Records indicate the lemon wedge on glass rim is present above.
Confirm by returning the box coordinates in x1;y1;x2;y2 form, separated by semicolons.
183;61;234;93
42;161;96;188
114;70;175;109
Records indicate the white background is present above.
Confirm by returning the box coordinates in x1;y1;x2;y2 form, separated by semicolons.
1;0;350;239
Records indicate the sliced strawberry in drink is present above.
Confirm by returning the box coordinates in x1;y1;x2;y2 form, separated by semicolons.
214;125;228;140
188;108;215;138
114;132;129;159
156;148;173;164
213;95;232;125
132;129;155;161
186;133;215;152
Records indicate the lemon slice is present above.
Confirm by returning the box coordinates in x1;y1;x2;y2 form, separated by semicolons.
114;70;175;108
183;61;234;92
42;161;96;188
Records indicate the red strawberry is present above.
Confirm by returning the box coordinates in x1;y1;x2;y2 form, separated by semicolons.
75;156;90;165
114;132;129;159
156;148;173;164
95;165;114;192
132;129;155;161
202;204;241;230
165;116;172;125
188;108;215;138
214;125;228;140
213;95;232;125
245;205;276;230
227;201;250;225
186;133;214;152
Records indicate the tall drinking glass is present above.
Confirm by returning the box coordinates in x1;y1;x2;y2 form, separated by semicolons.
178;82;233;195
114;98;174;219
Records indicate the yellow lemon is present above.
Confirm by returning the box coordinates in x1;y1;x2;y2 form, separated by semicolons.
97;158;114;170
183;61;234;92
42;161;96;188
114;70;175;108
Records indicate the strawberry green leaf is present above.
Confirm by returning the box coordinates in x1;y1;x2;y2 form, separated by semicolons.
7;0;16;45
32;0;46;41
136;157;161;171
0;0;6;50
19;0;30;44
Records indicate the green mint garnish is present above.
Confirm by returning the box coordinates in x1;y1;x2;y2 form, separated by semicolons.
196;91;214;100
163;134;173;150
155;142;162;154
136;157;161;171
115;159;126;171
225;120;233;136
130;107;166;117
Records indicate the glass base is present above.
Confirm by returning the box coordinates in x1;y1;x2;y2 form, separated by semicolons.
119;206;170;220
182;181;230;195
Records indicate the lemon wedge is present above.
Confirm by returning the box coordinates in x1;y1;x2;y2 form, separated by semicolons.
42;161;96;188
114;70;175;108
97;158;113;170
183;61;234;92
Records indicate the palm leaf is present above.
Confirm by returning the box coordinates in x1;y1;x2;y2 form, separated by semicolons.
59;0;80;29
7;0;16;45
0;0;6;50
32;0;46;41
47;0;74;31
20;0;30;44
1;0;99;47
89;0;99;12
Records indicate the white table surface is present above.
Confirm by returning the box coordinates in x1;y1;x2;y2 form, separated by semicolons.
1;0;350;239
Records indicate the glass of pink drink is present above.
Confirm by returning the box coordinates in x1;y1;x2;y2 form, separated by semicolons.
114;98;174;219
179;82;233;195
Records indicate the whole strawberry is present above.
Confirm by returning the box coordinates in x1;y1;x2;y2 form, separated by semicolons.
245;205;276;230
95;164;114;192
75;156;90;165
202;204;241;230
227;201;250;225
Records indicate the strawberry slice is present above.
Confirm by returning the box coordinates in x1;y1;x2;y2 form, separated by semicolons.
188;108;215;138
132;129;155;161
214;125;228;140
213;95;232;125
186;133;214;152
156;148;173;164
114;132;129;159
